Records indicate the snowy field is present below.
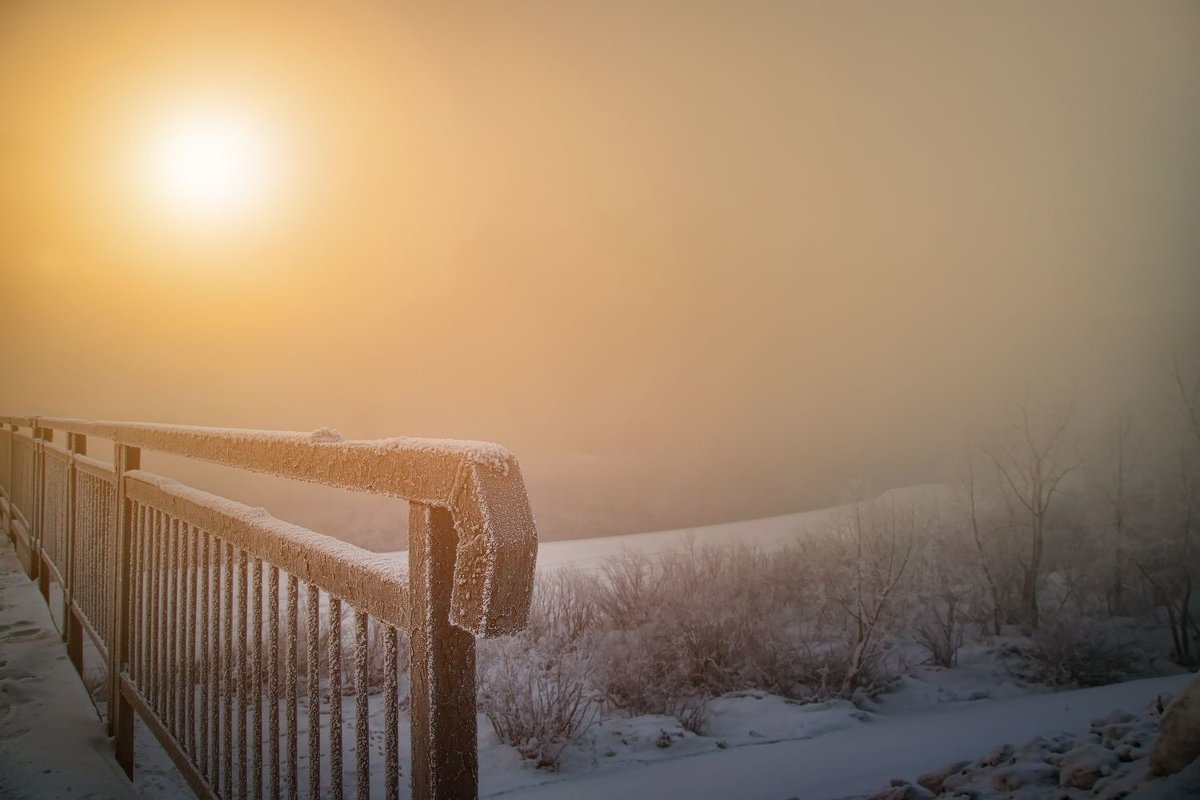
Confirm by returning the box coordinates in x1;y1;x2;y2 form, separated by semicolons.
2;494;1197;799
393;484;950;574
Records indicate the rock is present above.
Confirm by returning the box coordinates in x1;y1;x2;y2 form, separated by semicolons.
1059;742;1119;790
1099;710;1137;726
1100;723;1136;744
865;781;933;800
1150;673;1200;776
990;762;1058;790
916;760;970;794
980;743;1013;767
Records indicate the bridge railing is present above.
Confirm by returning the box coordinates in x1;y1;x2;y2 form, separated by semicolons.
0;415;538;800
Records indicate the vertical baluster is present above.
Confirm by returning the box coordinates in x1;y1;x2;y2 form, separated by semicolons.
307;584;320;800
99;480;105;638
111;443;140;777
212;534;224;792
329;597;343;800
106;483;115;643
83;479;91;647
175;521;184;739
286;575;299;800
65;462;77;665
99;482;106;640
107;483;115;642
224;541;234;800
145;505;154;708
82;475;88;637
384;625;399;800
89;480;96;641
168;516;179;735
200;530;210;781
138;502;148;688
185;523;196;756
152;508;163;715
130;503;139;690
127;499;139;687
81;476;89;640
88;480;95;640
94;479;101;639
161;509;171;719
238;549;249;800
175;520;186;743
268;565;280;800
354;612;369;800
252;556;263;800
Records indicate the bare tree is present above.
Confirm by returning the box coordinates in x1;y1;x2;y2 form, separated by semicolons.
827;494;922;695
913;533;971;667
1171;349;1200;449
1123;353;1200;665
960;445;1015;635
1087;413;1139;616
982;396;1078;630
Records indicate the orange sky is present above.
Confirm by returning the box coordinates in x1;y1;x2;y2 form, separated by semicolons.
2;2;1198;541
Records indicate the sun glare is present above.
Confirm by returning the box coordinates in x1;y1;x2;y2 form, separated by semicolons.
142;105;275;222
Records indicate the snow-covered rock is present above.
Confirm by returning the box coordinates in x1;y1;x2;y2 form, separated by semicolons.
1058;742;1117;789
1149;672;1200;776
860;691;1200;799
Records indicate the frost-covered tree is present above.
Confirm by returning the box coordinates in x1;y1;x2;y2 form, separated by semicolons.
1086;413;1145;617
825;492;924;695
958;445;1021;634
982;397;1078;629
1123;354;1200;665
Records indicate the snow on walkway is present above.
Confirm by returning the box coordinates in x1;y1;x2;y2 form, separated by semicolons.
0;540;137;800
489;674;1194;800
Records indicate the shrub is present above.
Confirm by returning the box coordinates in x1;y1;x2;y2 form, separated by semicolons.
1014;618;1141;687
913;592;969;668
479;636;599;770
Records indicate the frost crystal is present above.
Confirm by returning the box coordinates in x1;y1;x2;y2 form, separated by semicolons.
310;427;343;443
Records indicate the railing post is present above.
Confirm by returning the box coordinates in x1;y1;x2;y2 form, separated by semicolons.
2;423;13;545
109;442;140;778
65;433;86;669
34;422;51;595
408;502;478;800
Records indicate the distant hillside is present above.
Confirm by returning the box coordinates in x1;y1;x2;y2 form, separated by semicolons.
535;483;952;572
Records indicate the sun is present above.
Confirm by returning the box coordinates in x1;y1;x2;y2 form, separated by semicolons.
142;104;275;222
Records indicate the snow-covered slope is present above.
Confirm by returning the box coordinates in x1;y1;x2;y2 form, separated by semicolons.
535;484;951;572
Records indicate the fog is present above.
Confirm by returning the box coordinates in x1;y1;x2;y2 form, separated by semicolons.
2;2;1198;545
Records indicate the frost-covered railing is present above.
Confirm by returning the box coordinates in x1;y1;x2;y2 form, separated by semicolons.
0;415;538;800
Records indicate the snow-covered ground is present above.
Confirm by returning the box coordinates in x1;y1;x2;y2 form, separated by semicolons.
0;539;138;800
490;675;1194;800
3;491;1197;800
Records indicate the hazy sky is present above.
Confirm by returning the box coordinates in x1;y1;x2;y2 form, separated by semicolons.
2;2;1198;541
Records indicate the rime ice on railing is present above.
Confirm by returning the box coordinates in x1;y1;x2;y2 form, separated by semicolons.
0;415;538;800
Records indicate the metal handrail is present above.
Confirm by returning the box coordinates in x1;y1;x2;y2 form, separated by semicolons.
0;414;538;800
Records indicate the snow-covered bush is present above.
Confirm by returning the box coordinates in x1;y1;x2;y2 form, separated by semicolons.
479;635;599;770
1015;617;1142;687
594;551;665;628
913;594;967;668
526;567;600;644
596;626;690;716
